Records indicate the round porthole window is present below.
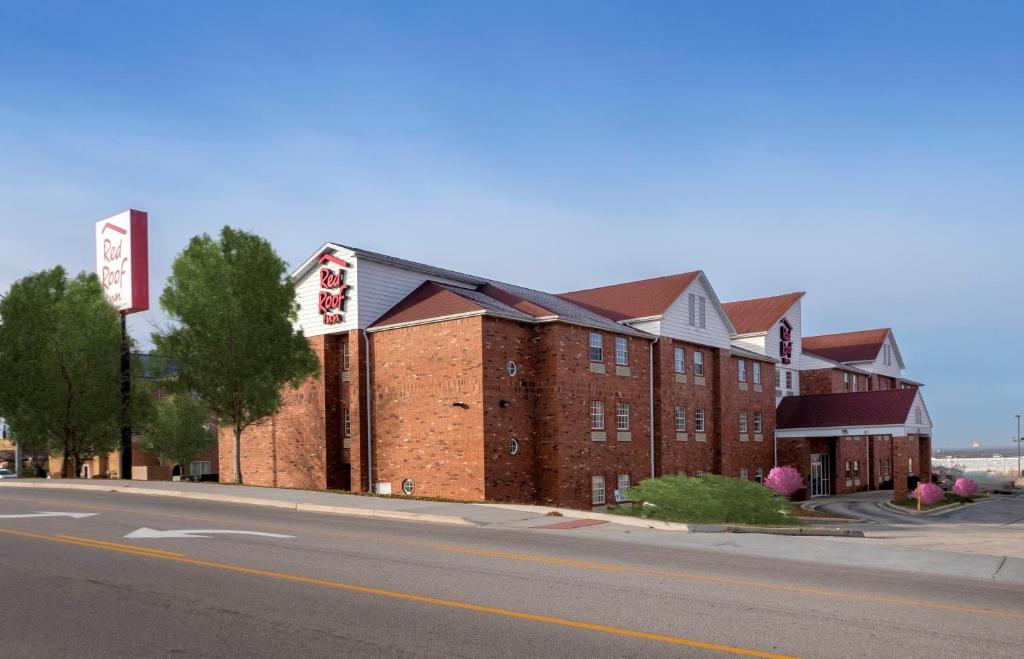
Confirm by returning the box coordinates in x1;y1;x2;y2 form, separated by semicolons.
507;361;517;377
508;438;519;455
402;478;414;495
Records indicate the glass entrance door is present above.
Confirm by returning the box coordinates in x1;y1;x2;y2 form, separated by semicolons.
810;453;831;497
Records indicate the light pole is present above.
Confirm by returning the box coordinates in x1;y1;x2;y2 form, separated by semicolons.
1016;414;1021;483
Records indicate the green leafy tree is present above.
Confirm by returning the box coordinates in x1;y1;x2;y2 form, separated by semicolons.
154;227;318;484
140;394;216;471
0;267;151;477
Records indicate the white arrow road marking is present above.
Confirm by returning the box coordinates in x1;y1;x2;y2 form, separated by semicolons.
124;527;295;540
0;511;98;519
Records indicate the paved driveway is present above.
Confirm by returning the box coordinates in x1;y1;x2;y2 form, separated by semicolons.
815;491;1024;558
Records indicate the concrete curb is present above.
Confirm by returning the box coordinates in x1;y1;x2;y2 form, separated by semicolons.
799;500;867;523
880;496;998;517
477;502;861;536
0;481;477;527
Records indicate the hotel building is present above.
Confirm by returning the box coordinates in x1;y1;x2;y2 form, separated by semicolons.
218;243;932;507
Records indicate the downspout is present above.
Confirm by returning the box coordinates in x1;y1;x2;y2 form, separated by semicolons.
773;430;778;468
363;329;374;492
649;337;659;479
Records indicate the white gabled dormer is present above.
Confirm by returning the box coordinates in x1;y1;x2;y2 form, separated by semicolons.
905;389;933;435
290;242;482;337
641;273;736;349
861;331;905;378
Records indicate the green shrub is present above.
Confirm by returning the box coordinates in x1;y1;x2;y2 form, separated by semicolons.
614;474;798;526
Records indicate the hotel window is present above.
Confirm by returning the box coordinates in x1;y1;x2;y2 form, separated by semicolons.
884;344;891;365
698;296;706;328
617;474;630;492
843;372;850;391
915;407;923;424
755;467;764;484
753;362;761;384
753;411;763;434
615;336;628;366
845;461;852;479
343;406;351;443
738;359;746;382
590;401;605;430
785;370;793;391
739;468;749;480
616;402;630;431
695;408;705;433
688;294;696;326
694;351;705;376
342;341;350;372
674;406;686;432
589;332;603;362
853;461;861;479
852;375;858;392
674;347;685;373
739;411;748;434
695;470;705;478
592;475;606;505
189;461;212;478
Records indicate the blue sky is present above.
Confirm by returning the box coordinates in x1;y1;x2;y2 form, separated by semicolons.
1;2;1021;448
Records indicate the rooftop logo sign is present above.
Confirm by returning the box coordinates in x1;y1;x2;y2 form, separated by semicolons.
779;318;793;364
95;210;149;314
318;252;350;325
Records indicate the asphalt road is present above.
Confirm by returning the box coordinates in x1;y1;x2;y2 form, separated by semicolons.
1;489;1022;658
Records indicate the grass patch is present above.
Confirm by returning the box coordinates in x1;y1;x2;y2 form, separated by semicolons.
893;492;977;510
608;474;800;527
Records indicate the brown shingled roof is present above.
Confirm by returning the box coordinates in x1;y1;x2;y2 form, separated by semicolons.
556;272;701;321
777;389;918;429
802;328;890;363
368;282;483;328
721;292;804;335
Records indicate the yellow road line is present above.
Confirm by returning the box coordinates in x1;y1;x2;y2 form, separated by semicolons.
54;534;186;558
0;527;791;658
12;489;1022;622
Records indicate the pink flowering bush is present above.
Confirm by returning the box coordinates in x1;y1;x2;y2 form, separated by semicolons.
909;482;944;505
952;478;977;498
764;466;804;497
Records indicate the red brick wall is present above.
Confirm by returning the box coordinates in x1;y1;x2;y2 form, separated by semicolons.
370;317;486;500
800;368;871;395
218;335;330;489
719;353;775;481
836;437;870;494
653;339;716;477
482;318;538;503
531;324;652;509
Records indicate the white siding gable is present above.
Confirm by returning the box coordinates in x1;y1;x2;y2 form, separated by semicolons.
857;333;903;378
295;248;476;337
656;276;732;348
295;246;358;337
731;334;766;355
905;390;933;434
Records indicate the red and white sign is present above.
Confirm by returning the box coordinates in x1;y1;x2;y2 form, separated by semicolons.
318;252;350;325
95;209;149;314
779;319;793;364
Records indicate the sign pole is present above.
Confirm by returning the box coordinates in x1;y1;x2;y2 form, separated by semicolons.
119;312;132;479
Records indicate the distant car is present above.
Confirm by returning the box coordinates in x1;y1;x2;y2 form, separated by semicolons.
0;468;18;479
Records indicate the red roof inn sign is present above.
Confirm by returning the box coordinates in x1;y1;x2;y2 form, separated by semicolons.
779;318;793;364
318;252;350;325
95;210;149;314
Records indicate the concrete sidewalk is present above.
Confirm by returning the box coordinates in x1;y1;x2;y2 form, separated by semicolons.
0;478;861;535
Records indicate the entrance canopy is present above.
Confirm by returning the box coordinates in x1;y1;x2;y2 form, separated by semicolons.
776;388;932;438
